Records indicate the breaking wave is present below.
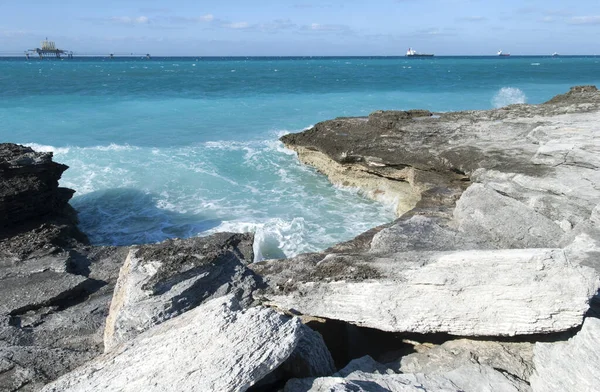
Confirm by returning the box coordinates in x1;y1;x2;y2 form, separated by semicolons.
492;87;527;108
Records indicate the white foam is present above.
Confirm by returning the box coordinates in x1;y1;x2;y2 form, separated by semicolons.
205;217;314;262
87;143;139;151
492;87;527;108
24;143;70;154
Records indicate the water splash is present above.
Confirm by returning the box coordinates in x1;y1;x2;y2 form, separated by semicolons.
492;87;527;108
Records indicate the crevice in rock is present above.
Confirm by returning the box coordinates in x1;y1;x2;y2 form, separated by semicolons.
360;169;410;183
492;366;530;387
304;317;449;370
302;316;583;372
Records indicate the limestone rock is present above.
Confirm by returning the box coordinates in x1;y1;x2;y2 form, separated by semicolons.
103;233;257;351
262;248;599;336
530;317;600;392
369;215;492;253
453;184;565;249
285;362;529;392
42;295;313;392
399;339;534;382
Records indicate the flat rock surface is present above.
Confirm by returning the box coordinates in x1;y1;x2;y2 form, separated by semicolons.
530;317;600;392
260;248;599;335
42;295;308;392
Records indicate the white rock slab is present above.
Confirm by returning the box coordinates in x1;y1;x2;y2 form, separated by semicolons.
41;295;304;392
267;249;599;335
530;317;600;392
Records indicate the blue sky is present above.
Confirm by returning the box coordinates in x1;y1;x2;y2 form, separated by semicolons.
1;0;599;55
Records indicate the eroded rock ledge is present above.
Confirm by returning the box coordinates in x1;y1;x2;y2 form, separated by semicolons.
252;86;600;390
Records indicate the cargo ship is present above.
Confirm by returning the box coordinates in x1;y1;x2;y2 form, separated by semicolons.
406;48;434;57
497;50;511;57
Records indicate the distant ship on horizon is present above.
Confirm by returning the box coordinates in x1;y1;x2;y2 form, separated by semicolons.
552;52;560;57
406;48;434;57
497;50;510;57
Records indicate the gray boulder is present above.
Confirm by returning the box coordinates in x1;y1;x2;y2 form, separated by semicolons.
103;233;257;351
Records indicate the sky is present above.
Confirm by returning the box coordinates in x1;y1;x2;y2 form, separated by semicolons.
0;0;599;56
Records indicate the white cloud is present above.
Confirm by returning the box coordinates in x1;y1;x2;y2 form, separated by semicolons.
569;16;600;25
222;22;250;29
110;16;151;25
457;16;486;22
305;23;350;32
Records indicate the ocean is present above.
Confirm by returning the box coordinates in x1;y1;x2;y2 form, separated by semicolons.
2;56;599;260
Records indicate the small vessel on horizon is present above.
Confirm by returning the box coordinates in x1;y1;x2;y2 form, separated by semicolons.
497;50;510;57
406;48;434;57
552;52;560;57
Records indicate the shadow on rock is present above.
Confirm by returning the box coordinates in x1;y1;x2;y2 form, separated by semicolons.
70;188;222;246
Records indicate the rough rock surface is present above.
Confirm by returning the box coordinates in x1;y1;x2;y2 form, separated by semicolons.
0;245;127;392
398;339;534;382
259;248;598;335
42;295;318;392
0;144;74;230
0;143;126;391
530;317;600;392
103;233;257;351
285;356;529;392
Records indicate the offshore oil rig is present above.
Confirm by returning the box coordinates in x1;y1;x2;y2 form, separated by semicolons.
25;38;73;59
23;38;151;59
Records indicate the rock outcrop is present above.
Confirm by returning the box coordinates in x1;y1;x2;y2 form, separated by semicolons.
0;144;72;228
0;144;87;250
254;86;600;338
252;86;600;389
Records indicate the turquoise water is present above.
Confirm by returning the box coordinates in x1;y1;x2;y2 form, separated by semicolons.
2;56;600;259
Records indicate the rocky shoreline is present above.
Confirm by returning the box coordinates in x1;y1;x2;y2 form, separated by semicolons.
2;86;600;391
